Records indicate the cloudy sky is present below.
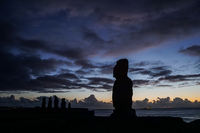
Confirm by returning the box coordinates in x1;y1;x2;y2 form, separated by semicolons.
0;0;200;108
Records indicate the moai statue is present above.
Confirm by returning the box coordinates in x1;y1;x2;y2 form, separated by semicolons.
68;102;71;109
42;97;46;109
61;98;66;109
54;95;59;109
110;59;136;120
47;97;52;109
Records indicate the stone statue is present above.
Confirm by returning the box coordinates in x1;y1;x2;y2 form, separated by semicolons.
110;59;136;121
68;102;71;109
54;95;59;109
47;97;52;109
61;98;66;109
42;97;46;108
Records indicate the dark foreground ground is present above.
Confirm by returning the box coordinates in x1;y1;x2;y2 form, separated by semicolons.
0;108;200;133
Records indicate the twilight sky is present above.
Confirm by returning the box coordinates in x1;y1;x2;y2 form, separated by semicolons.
0;0;200;108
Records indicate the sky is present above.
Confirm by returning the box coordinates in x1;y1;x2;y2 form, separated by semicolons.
0;0;200;108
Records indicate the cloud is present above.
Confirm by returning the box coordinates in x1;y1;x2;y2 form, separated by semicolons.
129;60;200;88
132;72;200;89
0;47;70;92
1;1;200;57
86;77;114;91
28;74;112;92
77;94;112;109
0;1;200;94
82;27;105;46
0;95;42;107
134;97;200;108
0;33;114;92
2;0;200;57
0;22;18;44
179;45;200;56
0;22;112;92
150;67;172;77
1;95;200;109
92;0;200;56
57;72;78;79
0;94;112;109
132;61;164;67
74;59;96;69
0;21;89;61
133;80;150;87
131;65;172;78
158;74;200;82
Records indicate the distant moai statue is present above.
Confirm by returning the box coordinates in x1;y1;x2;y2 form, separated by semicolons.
54;95;59;109
47;97;52;109
61;98;66;109
42;97;46;108
68;102;71;109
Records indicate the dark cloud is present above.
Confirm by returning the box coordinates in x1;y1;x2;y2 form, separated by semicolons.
133;80;150;86
87;77;113;85
156;85;173;88
75;69;92;75
74;59;96;69
22;74;114;92
57;72;78;79
150;67;172;77
0;49;69;92
131;65;172;78
0;21;87;61
0;21;97;92
93;0;200;55
0;22;19;44
18;38;87;61
0;34;114;92
82;27;105;46
132;72;200;88
129;68;145;72
159;74;200;82
1;0;200;57
74;60;115;76
54;47;87;60
132;79;160;88
132;61;164;67
179;45;200;56
0;0;200;94
19;39;49;52
86;77;113;91
30;75;71;90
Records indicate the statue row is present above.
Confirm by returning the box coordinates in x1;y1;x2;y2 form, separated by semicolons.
41;96;71;109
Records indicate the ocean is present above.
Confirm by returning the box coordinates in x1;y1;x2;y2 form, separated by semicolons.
92;108;200;123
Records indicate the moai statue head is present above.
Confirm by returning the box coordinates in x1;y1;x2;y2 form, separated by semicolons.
113;59;128;79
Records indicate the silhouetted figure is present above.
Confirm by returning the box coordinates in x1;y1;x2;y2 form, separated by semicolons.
42;97;46;109
54;95;59;109
110;59;136;121
47;97;52;109
68;102;71;109
61;98;66;109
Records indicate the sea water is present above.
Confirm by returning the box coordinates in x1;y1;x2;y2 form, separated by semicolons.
93;108;200;123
